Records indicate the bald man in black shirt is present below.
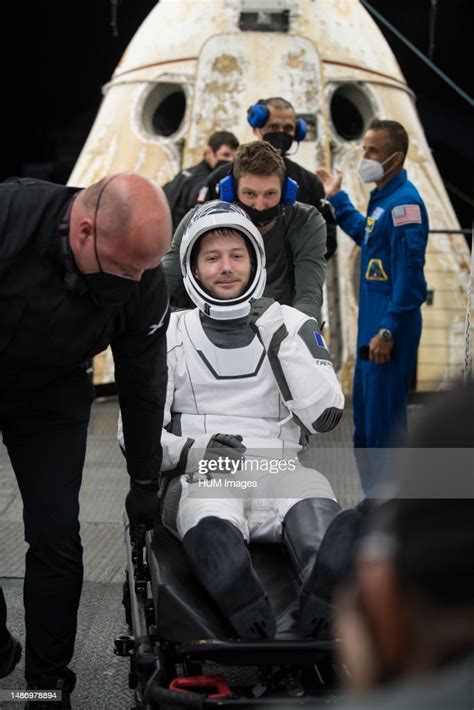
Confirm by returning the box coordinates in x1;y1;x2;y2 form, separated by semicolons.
0;174;171;706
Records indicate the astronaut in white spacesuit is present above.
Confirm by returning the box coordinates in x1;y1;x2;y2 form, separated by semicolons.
132;201;345;639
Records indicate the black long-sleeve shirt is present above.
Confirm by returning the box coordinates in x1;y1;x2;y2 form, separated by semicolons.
0;177;169;481
163;159;213;231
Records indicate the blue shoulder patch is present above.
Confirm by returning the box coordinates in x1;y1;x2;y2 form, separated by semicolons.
297;321;332;363
314;331;328;350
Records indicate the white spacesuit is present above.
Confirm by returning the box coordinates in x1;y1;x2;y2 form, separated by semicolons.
161;298;344;542
122;201;346;639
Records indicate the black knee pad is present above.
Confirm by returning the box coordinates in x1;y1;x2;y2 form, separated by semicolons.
298;506;366;639
283;497;342;580
182;517;276;639
183;517;251;598
311;506;366;599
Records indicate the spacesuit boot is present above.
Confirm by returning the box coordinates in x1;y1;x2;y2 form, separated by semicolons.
287;500;367;638
182;517;276;639
283;497;343;639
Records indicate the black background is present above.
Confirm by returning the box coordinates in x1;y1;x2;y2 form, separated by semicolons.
4;0;472;228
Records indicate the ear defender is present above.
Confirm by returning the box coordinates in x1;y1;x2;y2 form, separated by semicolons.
246;103;270;128
282;176;299;204
247;104;308;143
294;118;308;142
218;174;236;202
218;174;299;205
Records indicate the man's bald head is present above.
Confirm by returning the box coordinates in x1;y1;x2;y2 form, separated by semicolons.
70;173;172;280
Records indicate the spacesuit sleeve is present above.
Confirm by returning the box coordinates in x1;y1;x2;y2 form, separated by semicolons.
379;205;429;334
161;209;194;307
329;190;366;246
158;314;198;472
254;302;345;434
117;314;194;474
159;347;195;473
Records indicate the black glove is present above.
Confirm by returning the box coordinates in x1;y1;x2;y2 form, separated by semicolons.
186;433;246;473
125;480;160;531
248;297;276;331
204;433;246;463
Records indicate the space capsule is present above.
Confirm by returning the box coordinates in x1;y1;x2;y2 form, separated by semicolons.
69;0;470;392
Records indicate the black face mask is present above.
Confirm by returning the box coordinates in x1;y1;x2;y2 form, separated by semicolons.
85;272;138;307
263;131;294;155
239;202;282;228
214;159;233;170
83;176;141;307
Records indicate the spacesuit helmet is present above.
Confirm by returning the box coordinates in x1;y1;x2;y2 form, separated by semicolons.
180;200;266;320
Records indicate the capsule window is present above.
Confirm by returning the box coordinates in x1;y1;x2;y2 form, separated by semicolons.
142;83;186;138
330;83;375;141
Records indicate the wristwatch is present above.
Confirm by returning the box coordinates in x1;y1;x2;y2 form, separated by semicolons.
379;328;393;341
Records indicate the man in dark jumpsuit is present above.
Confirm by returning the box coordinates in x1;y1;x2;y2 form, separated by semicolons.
0;174;171;706
198;97;337;259
317;119;428;494
163;130;239;230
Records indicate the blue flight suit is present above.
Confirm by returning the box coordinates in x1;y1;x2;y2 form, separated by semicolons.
330;169;428;493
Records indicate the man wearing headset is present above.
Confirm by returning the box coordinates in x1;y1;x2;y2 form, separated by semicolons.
199;97;337;259
163;141;327;325
126;200;345;640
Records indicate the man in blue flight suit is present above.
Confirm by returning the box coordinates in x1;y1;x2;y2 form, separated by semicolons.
317;119;428;494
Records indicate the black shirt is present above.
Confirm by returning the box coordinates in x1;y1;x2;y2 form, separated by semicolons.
163;159;213;231
0;177;169;481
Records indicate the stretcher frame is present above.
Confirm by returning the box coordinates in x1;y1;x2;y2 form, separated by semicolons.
115;520;344;709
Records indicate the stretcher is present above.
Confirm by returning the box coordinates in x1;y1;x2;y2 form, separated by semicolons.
115;520;344;709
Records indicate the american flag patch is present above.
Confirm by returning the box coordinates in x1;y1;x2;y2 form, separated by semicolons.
392;204;421;226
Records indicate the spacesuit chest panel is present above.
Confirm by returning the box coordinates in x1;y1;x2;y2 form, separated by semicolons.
173;310;282;418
